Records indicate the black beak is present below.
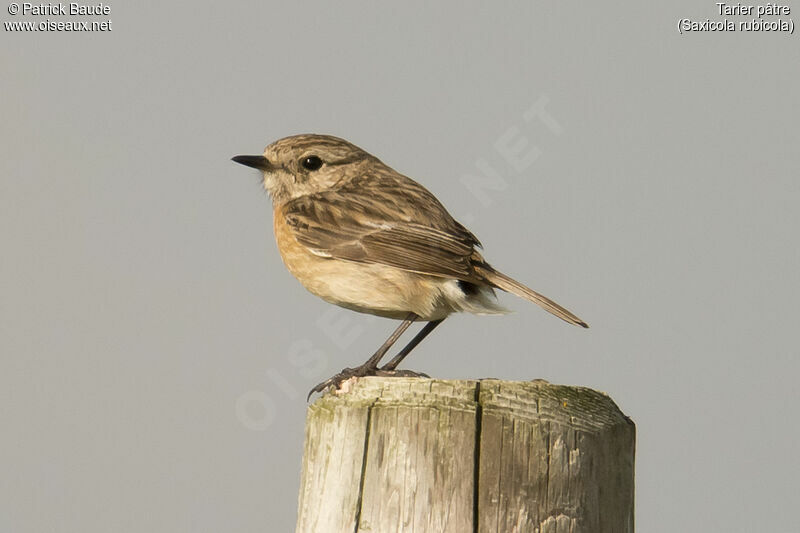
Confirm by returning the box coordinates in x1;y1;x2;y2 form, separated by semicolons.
231;155;272;171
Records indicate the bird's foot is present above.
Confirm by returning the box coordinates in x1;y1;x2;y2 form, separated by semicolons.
376;368;429;378
307;366;430;400
307;365;373;400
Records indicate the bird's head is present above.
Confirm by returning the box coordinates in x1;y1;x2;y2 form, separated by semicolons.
232;134;376;203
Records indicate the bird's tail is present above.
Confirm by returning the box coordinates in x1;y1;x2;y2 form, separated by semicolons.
475;265;589;328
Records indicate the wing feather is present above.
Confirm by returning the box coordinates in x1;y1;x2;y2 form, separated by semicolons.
282;179;480;280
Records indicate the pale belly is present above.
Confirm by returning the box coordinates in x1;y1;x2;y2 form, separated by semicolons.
281;245;447;319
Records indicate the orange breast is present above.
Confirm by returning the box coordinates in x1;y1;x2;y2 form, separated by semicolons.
273;203;320;280
271;202;453;320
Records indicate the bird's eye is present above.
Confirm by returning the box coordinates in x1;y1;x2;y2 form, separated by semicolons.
301;155;323;171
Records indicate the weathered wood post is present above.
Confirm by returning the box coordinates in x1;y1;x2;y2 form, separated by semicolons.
296;377;634;533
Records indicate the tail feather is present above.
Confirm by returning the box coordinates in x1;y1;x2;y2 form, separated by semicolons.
476;266;589;328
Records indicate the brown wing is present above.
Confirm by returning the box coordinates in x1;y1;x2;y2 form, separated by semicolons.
282;175;482;280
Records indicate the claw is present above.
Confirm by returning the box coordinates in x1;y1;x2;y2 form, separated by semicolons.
376;368;429;378
307;366;369;401
307;366;430;401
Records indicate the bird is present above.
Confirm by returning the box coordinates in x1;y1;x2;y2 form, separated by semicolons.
232;134;587;398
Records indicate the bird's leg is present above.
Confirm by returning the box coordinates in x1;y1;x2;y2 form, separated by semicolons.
380;319;445;372
360;312;418;369
307;313;417;399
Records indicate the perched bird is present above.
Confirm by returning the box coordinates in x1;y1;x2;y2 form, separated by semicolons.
232;134;587;398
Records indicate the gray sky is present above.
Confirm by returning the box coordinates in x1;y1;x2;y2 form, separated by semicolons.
2;2;798;532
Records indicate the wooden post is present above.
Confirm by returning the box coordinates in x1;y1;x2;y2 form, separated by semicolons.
295;377;634;533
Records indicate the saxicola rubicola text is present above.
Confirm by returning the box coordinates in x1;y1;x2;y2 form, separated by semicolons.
233;134;587;398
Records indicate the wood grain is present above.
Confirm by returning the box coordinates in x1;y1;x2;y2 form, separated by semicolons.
295;377;634;533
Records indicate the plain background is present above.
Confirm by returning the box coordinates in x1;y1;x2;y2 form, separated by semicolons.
2;2;798;532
